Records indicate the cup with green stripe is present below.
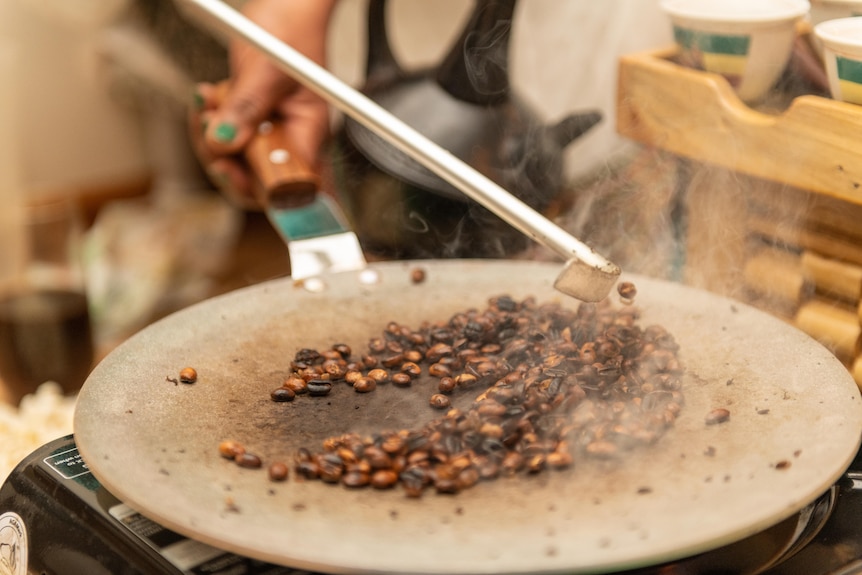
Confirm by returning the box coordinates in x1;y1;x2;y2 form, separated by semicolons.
815;17;862;105
661;0;811;103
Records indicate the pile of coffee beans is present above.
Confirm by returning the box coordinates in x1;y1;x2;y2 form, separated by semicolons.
256;293;685;497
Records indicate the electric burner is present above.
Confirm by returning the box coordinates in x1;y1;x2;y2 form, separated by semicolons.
1;435;861;575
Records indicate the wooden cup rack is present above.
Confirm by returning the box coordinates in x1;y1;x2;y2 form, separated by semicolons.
616;46;862;386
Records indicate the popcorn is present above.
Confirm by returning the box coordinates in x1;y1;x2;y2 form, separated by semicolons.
0;382;76;484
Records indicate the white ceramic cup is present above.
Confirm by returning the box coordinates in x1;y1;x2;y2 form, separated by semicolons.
809;0;862;55
814;17;862;104
661;0;811;103
810;0;862;26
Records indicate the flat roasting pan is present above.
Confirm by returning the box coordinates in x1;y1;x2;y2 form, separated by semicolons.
74;260;862;574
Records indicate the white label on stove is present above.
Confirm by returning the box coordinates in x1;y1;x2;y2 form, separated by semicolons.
42;446;90;479
109;503;226;571
0;512;27;575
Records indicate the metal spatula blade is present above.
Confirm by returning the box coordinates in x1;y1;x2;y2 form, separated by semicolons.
267;194;365;279
244;120;366;280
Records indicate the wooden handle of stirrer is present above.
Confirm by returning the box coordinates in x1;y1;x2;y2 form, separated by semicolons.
244;118;319;208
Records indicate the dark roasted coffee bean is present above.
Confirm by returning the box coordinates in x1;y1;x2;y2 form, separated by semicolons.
235;452;262;469
270;387;296;402
307;380;332;396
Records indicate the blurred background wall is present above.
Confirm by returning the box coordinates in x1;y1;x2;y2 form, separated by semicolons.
0;0;672;205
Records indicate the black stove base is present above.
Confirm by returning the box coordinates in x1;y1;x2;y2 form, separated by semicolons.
1;435;861;575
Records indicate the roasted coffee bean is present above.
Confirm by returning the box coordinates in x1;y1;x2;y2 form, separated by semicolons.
429;363;451;378
392;373;412;387
268;462;289;481
235;452;262;469
479;422;504;439
283;376;308;394
430;328;455;344
410;267;427;284
434;477;459;494
426;343;454;362
400;362;422;377
476;399;507;417
307;380;333;396
295;460;320;479
367;369;390;383
473;361;497;377
295;447;313;463
322;359;346;379
501;452;524;475
294;348;321;363
332;343;352;359
179;367;197;384
353;377;377;393
546;451;573;469
492;295;517;312
386;340;404;353
337;447;359;465
454;373;478;387
318;454;344;483
407;450;430;466
322;437;340;452
371;469;399;489
381;434;406;455
404;350;424;363
429;394;451;409
219;440;245;459
382;353;405;368
438;377;456;394
342;470;371;488
705;408;730;425
270;387;296;402
368;338;386;354
480;343;502;355
402;478;425;498
364;446;393;470
321;350;342;361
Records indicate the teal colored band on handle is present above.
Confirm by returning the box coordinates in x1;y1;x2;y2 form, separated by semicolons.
271;196;349;241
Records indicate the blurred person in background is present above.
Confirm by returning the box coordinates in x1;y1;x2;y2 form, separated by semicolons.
186;0;672;214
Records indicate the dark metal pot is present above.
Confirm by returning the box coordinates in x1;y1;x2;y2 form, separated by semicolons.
333;0;602;259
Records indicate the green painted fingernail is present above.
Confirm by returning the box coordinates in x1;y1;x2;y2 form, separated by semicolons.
192;90;205;110
213;122;237;143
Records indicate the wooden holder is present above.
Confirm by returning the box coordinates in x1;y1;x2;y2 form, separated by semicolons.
794;300;861;362
617;47;862;207
748;213;862;269
616;45;862;371
853;356;862;390
801;251;862;304
743;246;807;307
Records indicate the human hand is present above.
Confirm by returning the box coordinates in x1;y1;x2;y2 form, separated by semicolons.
189;0;337;209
